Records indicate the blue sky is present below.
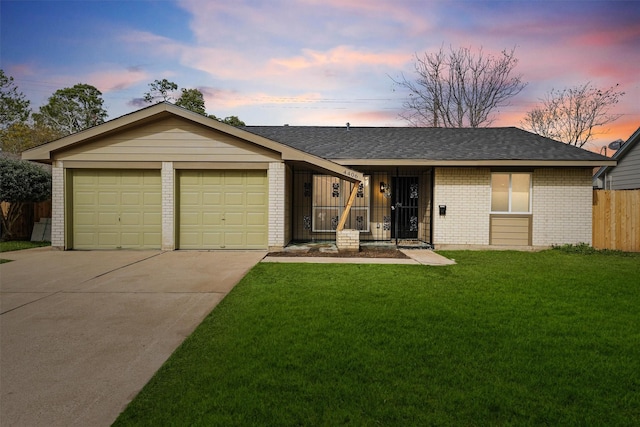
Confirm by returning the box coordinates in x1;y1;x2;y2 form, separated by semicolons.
1;0;639;152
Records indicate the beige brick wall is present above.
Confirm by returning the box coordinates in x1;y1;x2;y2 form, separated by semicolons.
433;167;491;245
532;168;592;246
161;162;175;250
51;161;65;248
268;162;286;249
336;229;360;251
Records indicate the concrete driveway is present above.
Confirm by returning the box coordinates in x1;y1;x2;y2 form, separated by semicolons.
0;248;265;427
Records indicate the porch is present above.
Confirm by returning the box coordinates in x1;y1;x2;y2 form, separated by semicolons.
286;166;434;246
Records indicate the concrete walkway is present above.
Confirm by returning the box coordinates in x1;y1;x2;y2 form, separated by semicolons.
262;249;456;265
0;248;265;427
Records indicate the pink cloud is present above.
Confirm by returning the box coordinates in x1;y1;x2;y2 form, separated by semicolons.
271;46;409;71
86;67;150;93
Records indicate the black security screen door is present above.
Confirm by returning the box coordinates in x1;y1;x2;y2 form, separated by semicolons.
391;176;419;239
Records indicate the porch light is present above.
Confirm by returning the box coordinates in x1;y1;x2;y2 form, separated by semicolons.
380;182;387;193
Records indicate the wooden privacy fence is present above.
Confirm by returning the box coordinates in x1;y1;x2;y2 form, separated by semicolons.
0;200;52;240
592;190;640;252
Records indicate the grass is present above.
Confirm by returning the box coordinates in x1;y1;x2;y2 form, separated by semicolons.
0;240;50;263
114;250;640;426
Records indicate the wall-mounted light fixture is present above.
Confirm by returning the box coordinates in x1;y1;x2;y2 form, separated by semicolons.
379;182;392;199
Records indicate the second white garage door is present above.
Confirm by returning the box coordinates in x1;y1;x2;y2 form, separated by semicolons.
177;170;268;249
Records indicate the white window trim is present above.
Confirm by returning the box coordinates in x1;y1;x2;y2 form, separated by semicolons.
490;172;532;214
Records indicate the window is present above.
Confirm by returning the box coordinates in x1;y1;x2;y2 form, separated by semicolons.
491;173;531;213
312;175;370;232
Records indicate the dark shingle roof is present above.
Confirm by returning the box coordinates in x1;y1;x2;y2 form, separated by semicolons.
241;126;607;162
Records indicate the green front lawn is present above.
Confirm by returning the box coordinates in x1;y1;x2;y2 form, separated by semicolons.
0;240;51;263
0;240;51;252
114;250;640;426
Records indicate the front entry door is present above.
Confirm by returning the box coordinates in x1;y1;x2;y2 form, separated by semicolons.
391;176;419;239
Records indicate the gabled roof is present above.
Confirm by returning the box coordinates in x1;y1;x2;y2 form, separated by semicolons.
21;102;363;182
243;126;614;167
593;126;640;181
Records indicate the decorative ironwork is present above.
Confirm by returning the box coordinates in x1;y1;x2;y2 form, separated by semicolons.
356;182;364;198
332;182;340;197
356;215;364;230
303;215;311;230
303;182;311;197
383;215;391;231
410;183;418;199
409;216;418;232
331;215;339;230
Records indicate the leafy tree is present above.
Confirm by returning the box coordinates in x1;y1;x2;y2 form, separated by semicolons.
142;79;246;125
0;69;31;131
393;46;526;127
521;83;625;147
143;79;178;103
0;122;61;154
33;84;108;136
0;157;51;240
212;115;246;127
176;88;206;115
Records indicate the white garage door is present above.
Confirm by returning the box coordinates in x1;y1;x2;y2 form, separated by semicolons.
178;170;268;249
72;170;162;249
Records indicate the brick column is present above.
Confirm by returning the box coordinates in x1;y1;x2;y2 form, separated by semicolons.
336;229;360;252
51;160;65;248
268;162;285;250
161;162;175;250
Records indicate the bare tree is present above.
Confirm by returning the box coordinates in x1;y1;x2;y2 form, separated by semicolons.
393;46;526;127
521;83;625;147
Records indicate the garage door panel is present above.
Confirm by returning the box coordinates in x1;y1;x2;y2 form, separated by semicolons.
97;174;118;185
143;212;162;226
178;170;267;249
247;192;266;205
247;212;266;225
120;212;140;226
202;172;223;185
98;232;118;246
202;212;222;225
180;191;200;205
72;170;161;249
225;212;244;226
202;232;223;246
98;212;118;226
120;233;141;246
143;192;161;206
98;192;118;205
223;232;244;247
224;192;244;205
75;191;95;205
246;175;267;185
246;232;267;247
121;192;141;205
202;192;222;205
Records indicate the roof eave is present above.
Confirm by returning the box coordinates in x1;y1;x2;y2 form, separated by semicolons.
334;159;617;167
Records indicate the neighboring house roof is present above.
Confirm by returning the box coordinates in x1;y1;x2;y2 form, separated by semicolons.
242;126;613;166
593;126;640;189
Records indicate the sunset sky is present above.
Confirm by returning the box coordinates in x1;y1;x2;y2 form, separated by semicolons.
1;0;639;153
